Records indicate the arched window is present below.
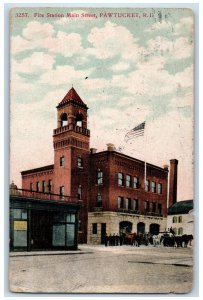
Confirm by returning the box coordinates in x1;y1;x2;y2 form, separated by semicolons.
60;113;68;127
173;216;177;223
76;113;83;127
178;216;182;223
178;227;183;235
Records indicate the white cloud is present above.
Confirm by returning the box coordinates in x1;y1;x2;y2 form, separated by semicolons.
174;16;194;36
11;52;55;75
110;62;130;72
40;65;91;86
145;20;173;32
147;36;193;60
87;21;140;60
48;31;83;57
11;21;83;58
22;21;55;40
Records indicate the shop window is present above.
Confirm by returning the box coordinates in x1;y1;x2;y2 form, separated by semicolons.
133;176;139;189
152;181;156;193
118;196;124;209
145;180;150;192
92;223;97;234
118;173;124;186
158;183;162;194
60;156;65;167
126;175;132;187
97;170;103;185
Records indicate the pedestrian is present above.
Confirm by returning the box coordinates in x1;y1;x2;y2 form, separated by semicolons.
115;234;119;246
112;233;116;246
104;233;108;247
109;234;112;246
119;234;123;246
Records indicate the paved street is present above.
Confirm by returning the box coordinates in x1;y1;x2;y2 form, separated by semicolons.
9;244;194;294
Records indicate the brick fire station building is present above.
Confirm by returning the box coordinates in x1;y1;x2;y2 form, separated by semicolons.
20;87;178;245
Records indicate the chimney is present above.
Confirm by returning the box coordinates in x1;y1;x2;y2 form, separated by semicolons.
168;159;178;208
90;148;97;154
107;143;115;151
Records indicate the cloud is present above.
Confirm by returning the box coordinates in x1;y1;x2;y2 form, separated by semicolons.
11;21;83;58
174;15;194;36
40;65;92;86
147;36;193;60
11;52;55;75
110;62;130;72
87;21;142;60
145;20;173;32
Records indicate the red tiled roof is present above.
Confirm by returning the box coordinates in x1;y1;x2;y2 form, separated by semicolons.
57;87;87;108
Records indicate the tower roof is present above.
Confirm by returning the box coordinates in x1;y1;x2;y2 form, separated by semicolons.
57;87;87;109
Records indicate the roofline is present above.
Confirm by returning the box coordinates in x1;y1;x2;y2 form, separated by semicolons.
21;164;54;176
91;150;168;172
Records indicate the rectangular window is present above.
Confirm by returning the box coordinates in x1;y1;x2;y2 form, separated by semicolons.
78;185;82;199
178;227;183;235
178;216;182;223
60;186;64;198
118;173;124;186
145;200;149;212
133;176;139;189
133;199;139;211
173;216;177;223
42;180;46;193
30;183;33;191
126;175;132;187
48;180;52;193
77;157;83;168
126;198;131;210
118;196;124;209
97;170;103;185
36;182;40;192
92;223;97;234
152;181;156;193
96;194;102;207
158;183;162;194
158;203;162;216
152;202;156;213
145;180;150;192
60;156;65;167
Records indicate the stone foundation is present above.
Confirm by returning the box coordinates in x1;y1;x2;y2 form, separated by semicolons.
88;211;167;244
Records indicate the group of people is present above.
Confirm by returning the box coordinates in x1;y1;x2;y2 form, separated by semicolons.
104;233;124;247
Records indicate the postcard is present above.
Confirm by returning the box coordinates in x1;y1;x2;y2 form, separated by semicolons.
9;7;194;294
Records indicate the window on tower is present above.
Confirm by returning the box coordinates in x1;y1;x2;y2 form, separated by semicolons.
60;113;68;127
76;113;83;128
60;156;65;167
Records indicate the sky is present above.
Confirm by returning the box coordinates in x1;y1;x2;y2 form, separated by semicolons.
10;7;194;201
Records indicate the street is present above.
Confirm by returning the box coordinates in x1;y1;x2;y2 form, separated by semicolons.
9;244;194;294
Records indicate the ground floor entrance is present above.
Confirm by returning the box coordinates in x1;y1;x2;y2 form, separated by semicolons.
10;196;80;251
